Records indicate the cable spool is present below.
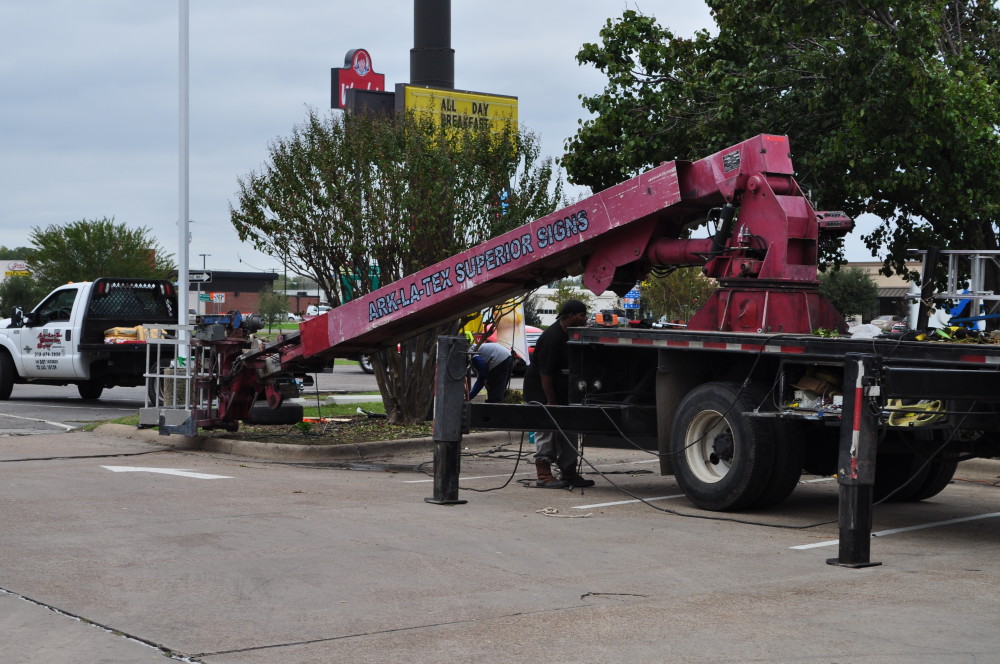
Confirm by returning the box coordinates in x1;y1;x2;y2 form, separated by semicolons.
886;399;944;427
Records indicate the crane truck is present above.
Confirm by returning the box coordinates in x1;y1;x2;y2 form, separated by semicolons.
141;135;1000;543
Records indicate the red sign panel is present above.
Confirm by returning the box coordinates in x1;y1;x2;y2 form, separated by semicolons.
331;49;386;109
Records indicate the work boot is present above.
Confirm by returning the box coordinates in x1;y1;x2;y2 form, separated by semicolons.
535;459;568;489
562;473;596;488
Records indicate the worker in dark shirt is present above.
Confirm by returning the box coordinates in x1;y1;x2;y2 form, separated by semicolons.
522;299;595;489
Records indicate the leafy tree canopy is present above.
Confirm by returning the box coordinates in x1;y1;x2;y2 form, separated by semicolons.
640;267;717;323
232;109;563;309
818;265;880;321
0;276;49;318
257;289;290;332
549;279;597;321
28;217;175;292
231;109;564;423
0;246;33;260
564;2;1000;278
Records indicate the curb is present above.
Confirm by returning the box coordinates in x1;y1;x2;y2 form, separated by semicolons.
95;423;522;461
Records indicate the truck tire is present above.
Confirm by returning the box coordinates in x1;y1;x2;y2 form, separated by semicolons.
78;381;104;400
907;451;959;501
243;401;304;425
874;450;930;502
872;429;949;502
751;419;805;509
801;425;839;477
358;354;374;374
670;381;777;511
0;352;13;400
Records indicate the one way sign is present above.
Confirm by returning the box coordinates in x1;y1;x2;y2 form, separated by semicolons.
189;271;212;283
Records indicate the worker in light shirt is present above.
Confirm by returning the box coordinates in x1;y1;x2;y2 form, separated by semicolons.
469;342;514;403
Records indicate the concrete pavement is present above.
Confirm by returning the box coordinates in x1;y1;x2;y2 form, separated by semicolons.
2;427;1000;663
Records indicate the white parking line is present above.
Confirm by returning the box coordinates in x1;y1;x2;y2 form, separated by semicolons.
791;511;1000;550
573;494;685;509
0;413;74;431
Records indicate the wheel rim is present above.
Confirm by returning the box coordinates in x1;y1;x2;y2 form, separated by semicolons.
683;409;734;484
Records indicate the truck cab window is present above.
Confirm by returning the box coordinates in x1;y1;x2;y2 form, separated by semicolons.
36;289;79;323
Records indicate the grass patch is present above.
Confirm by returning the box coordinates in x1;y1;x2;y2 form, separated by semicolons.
85;398;430;446
300;401;384;418
81;414;139;431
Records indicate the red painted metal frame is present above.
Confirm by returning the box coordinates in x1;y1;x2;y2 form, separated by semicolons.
288;156;684;362
284;134;845;365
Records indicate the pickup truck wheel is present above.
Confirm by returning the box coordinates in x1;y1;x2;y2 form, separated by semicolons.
358;354;374;374
0;353;14;400
670;381;776;511
78;381;104;400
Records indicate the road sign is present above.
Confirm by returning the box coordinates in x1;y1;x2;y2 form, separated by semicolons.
624;288;641;310
189;271;212;283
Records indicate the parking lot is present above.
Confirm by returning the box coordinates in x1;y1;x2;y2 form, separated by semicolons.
1;425;999;663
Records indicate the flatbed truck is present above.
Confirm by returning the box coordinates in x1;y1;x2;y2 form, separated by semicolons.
141;135;1000;564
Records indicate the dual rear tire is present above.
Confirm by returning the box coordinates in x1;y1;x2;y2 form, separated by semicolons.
670;381;801;511
670;382;957;511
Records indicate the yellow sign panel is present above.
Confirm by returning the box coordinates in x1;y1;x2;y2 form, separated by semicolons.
5;271;29;277
398;84;517;132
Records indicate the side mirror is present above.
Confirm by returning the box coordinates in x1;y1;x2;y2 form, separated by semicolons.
13;307;35;328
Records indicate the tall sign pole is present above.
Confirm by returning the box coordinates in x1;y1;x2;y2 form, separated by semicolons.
178;0;190;358
411;0;454;89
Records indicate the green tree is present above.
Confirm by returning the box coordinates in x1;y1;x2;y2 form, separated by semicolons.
231;110;564;423
0;276;48;318
28;217;175;292
0;246;33;260
818;266;880;322
564;3;1000;281
548;279;597;320
640;268;717;323
257;288;289;332
523;293;542;327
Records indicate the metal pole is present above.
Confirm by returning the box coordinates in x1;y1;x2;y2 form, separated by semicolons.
425;335;468;505
177;0;190;360
410;0;454;89
828;353;882;568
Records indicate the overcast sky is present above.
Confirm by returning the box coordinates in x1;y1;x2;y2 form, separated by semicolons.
2;1;873;276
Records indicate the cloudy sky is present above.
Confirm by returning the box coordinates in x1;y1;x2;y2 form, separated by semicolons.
2;1;873;276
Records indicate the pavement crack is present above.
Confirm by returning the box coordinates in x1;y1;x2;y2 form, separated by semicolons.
580;591;649;601
0;449;165;463
0;587;203;663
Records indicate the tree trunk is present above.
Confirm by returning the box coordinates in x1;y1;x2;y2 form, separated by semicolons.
372;321;461;425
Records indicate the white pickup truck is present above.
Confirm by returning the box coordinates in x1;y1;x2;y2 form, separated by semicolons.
0;278;179;400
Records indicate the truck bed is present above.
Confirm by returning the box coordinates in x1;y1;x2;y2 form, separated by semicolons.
572;326;1000;369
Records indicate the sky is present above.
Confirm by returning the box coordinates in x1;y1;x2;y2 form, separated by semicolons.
1;1;875;277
